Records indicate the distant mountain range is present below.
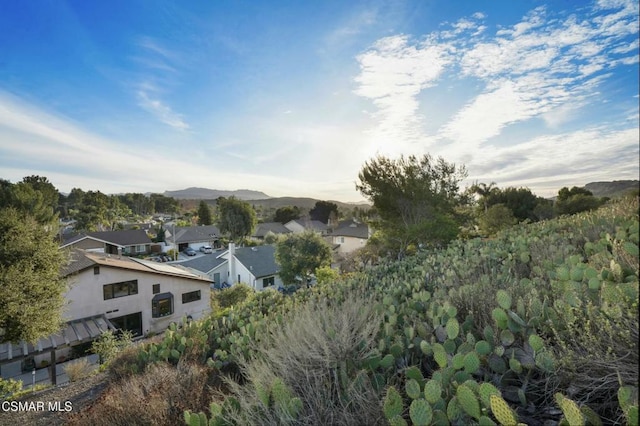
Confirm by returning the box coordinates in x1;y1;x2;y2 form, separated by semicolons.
163;179;637;210
164;187;271;200
584;180;638;198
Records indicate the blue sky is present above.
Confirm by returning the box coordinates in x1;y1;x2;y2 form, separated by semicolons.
0;0;637;202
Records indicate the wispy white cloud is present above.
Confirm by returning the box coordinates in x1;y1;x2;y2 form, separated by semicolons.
355;0;637;151
353;34;452;153
130;36;190;130
0;91;321;197
136;89;190;131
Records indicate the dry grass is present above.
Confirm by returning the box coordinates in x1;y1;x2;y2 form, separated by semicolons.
67;361;218;426
222;292;386;426
63;358;94;383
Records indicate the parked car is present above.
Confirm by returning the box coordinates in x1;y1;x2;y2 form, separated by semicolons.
183;247;197;256
200;245;213;254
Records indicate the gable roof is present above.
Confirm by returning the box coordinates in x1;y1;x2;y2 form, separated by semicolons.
180;254;227;274
253;222;291;238
286;219;328;232
171;225;221;244
61;250;211;283
329;219;369;239
61;230;152;248
234;245;279;279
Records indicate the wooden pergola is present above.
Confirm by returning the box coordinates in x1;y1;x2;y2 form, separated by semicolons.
0;314;116;385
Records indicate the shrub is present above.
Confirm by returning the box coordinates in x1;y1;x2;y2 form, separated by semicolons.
91;330;132;366
212;283;254;309
217;292;385;425
0;377;22;399
64;358;94;382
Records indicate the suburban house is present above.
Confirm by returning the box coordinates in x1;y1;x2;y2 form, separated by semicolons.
62;250;212;336
165;225;221;252
60;230;153;256
183;243;283;291
251;222;291;240
328;219;371;254
284;218;328;235
0;249;212;383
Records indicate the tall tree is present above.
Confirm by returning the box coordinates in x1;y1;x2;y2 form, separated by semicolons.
274;206;301;224
150;193;179;214
73;190;110;231
356;154;467;255
216;197;257;241
470;181;498;213
0;179;68;342
197;200;213;225
484;187;544;222
275;231;332;285
22;175;59;214
555;187;604;216
309;201;338;224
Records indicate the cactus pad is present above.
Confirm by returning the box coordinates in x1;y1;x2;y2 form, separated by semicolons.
406;378;422;400
457;384;481;420
410;399;433;426
384;386;404;420
424;379;442;404
496;290;512;310
490;394;517;426
555;393;585;426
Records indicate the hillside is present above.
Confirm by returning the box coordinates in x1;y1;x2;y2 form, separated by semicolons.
584;180;638;198
164;187;271;200
56;197;638;426
246;196;370;211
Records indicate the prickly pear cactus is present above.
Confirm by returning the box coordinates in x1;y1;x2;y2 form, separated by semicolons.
555;393;585;426
409;398;433;425
490;394;518;426
384;386;404;420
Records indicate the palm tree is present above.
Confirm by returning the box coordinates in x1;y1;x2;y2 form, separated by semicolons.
471;181;498;213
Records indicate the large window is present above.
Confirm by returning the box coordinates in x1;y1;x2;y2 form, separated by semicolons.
152;293;174;318
110;312;142;337
103;280;138;300
181;290;201;304
263;276;275;288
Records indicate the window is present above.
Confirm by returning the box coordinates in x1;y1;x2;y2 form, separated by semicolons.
93;266;100;275
110;312;143;337
263;277;275;288
339;237;345;244
103;280;138;300
152;293;173;318
182;290;201;304
136;245;146;253
152;284;160;294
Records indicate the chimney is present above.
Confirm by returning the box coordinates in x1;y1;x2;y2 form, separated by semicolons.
229;242;236;284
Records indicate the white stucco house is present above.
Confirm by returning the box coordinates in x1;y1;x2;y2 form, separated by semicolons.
182;243;283;291
62;250;212;337
0;249;212;383
328;219;370;254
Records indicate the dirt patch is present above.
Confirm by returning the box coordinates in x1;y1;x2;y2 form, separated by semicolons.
0;372;108;426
